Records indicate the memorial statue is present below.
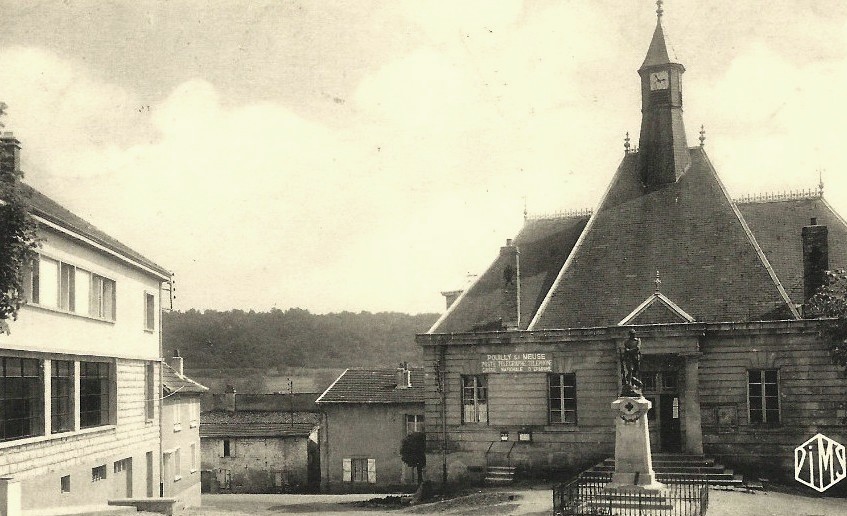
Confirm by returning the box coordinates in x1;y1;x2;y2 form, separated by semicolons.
619;329;643;397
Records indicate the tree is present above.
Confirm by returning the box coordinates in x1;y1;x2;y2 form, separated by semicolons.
400;431;426;484
0;103;39;334
806;268;847;374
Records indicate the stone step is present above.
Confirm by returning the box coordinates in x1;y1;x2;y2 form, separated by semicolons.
593;464;725;473
603;458;716;467
582;472;744;487
485;476;515;484
23;506;137;516
486;466;516;472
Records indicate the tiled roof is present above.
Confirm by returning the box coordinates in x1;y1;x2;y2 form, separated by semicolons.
22;183;170;278
204;392;320;413
737;196;847;305
200;423;316;438
200;410;319;438
430;214;588;333
162;363;208;396
316;368;425;404
201;411;320;426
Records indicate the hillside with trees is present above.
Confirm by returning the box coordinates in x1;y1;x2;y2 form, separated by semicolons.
162;308;439;372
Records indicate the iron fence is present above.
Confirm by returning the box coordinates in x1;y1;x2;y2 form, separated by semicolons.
553;473;709;516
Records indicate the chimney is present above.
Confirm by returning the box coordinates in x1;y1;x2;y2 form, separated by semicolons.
0;132;21;175
224;384;237;413
441;290;463;310
500;239;520;330
169;349;184;376
395;362;411;389
802;218;828;306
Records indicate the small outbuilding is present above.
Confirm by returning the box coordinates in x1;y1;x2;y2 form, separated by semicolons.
317;365;425;492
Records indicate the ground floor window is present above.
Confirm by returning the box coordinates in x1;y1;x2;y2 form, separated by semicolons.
92;465;107;482
80;361;112;428
1;357;44;441
405;414;424;433
548;373;577;424
748;369;780;424
343;458;376;483
51;360;74;433
461;375;488;424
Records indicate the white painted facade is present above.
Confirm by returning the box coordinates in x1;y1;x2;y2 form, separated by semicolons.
0;214;170;513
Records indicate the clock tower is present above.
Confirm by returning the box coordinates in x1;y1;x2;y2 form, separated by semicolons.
638;1;690;188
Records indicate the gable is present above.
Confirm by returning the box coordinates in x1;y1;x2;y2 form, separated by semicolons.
529;147;797;329
619;293;695;326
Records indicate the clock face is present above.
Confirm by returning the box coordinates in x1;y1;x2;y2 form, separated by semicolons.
649;71;669;91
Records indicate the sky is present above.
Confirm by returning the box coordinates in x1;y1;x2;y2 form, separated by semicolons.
2;0;847;315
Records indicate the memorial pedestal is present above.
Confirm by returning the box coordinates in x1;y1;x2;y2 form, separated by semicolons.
606;396;665;492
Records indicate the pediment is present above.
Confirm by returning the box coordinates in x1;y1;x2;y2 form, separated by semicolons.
618;293;695;326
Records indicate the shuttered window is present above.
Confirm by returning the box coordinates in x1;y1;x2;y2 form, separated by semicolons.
748;369;780;424
343;458;375;483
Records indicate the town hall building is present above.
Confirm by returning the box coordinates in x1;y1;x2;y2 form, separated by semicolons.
418;4;847;487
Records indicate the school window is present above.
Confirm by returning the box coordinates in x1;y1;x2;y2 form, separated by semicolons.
59;263;75;311
144;293;155;331
173;403;181;431
405;414;424;433
461;375;488;424
189;402;199;428
748;369;780;424
80;361;112;428
91;274;116;321
223;439;235;457
60;475;70;493
91;465;107;482
22;255;39;304
51;360;74;433
174;448;182;480
145;362;155;421
0;357;44;442
548;373;577;424
38;256;59;307
343;458;376;483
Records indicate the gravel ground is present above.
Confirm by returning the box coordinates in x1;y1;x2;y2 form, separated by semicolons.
178;486;845;515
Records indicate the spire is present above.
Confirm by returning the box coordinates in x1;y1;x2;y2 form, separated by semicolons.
640;1;681;71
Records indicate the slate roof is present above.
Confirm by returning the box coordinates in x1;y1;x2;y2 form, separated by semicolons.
22;182;170;278
161;363;208;396
200;411;320;438
641;15;680;70
316;368;425;404
737;196;847;305
430;214;589;333
429;148;826;333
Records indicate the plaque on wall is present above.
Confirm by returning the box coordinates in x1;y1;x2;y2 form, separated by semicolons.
480;352;553;373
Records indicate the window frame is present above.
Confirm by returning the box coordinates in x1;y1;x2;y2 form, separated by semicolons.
50;360;75;434
747;368;781;425
91;273;117;321
548;372;578;425
405;414;424;434
144;292;156;332
460;375;489;425
79;361;113;429
0;356;45;442
91;465;107;482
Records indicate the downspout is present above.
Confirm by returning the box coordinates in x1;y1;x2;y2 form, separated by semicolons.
438;342;448;488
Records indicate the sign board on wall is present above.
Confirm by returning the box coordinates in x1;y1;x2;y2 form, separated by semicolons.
480;353;552;373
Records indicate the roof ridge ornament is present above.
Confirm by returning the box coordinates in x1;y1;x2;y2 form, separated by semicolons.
699;125;706;147
818;169;825;196
624;131;631;154
654;269;662;294
657;0;664;18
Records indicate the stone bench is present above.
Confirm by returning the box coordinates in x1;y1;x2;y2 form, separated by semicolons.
107;498;180;516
